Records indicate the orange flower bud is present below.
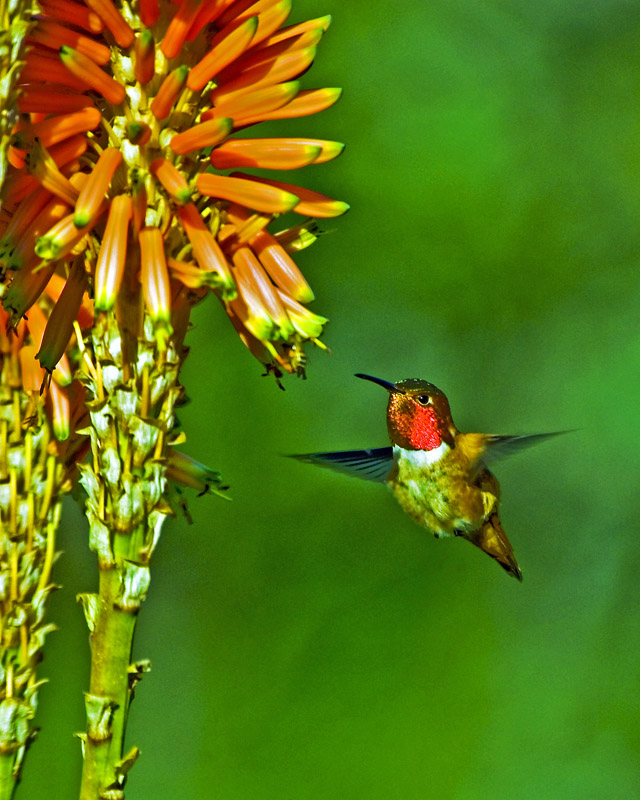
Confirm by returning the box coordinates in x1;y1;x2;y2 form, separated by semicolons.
60;46;126;105
178;203;235;297
133;29;155;85
170;117;232;156
47;380;71;441
37;0;104;33
74;147;122;228
19;345;45;393
139;0;159;27
139;227;172;327
196;173;298;215
94;195;132;311
37;258;87;375
161;0;203;59
83;0;134;48
150;158;191;205
230;172;349;218
30;19;111;64
232;246;293;339
150;65;190;121
187;15;258;92
250;229;314;302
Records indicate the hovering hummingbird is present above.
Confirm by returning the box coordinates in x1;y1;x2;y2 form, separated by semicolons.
292;373;565;580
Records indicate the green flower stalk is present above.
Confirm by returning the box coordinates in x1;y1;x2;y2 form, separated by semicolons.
0;310;86;799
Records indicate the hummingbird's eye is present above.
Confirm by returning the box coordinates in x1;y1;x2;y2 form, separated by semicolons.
417;395;431;406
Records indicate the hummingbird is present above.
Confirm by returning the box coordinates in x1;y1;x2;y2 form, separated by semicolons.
292;373;565;580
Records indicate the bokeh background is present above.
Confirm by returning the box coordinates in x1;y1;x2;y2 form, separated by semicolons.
23;0;640;797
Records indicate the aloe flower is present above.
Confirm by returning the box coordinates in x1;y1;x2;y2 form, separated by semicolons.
2;0;347;381
0;1;346;795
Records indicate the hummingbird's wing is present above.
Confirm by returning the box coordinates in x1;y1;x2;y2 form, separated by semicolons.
459;431;569;473
289;447;394;482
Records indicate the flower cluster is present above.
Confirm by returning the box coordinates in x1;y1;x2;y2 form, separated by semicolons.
0;0;347;403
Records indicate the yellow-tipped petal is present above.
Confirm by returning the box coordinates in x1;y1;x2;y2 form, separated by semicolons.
30;18;111;64
84;0;134;47
241;87;343;125
251;229;314;302
150;65;190;121
60;46;125;105
134;29;155;85
150;158;191;205
139;227;172;326
211;46;316;105
94;195;132;311
170;117;233;156
24;138;79;206
197;173;299;215
211;138;343;170
161;0;203;59
74;148;122;228
211;138;321;171
47;380;71;441
178;203;235;297
233;246;293;339
231;172;349;218
187;16;259;92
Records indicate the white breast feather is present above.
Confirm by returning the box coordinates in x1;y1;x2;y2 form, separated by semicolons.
393;441;449;467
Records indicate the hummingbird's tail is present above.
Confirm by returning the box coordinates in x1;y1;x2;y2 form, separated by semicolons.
466;513;523;581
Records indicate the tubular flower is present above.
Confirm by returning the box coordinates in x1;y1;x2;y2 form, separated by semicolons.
0;0;348;381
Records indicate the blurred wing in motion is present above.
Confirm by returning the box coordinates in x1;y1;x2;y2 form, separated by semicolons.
289;447;394;483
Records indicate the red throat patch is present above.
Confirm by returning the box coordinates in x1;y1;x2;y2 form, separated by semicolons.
388;399;442;451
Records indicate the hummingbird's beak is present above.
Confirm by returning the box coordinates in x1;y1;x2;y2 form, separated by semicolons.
354;373;402;393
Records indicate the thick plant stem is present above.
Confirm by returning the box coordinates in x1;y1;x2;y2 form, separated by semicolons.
77;311;179;798
79;568;138;800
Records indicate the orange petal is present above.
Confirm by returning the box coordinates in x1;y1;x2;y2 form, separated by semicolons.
44;272;94;328
233;245;292;339
178;203;235;297
19;345;45;393
130;167;148;236
211;137;343;170
4;261;57;323
197;173;298;215
236;87;342;126
74;147;122;228
29;19;111;64
206;80;298;121
25;107;102;151
36;201;106;262
211;46;316;104
84;0;134;48
47;380;71;440
24;138;79;206
261;13;331;47
150;65;189;121
139;227;172;325
0;187;54;258
60;46;125;105
94;195;132;311
185;0;231;41
4;195;70;271
21;48;91;90
134;29;155;85
170;117;232;155
37;258;87;375
37;0;105;33
251;229;314;302
24;302;74;386
187;15;258;92
215;20;321;84
139;0;159;26
17;87;94;115
161;0;203;59
230;172;349;218
150;158;191;205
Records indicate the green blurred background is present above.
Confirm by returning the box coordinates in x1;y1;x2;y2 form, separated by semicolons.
24;0;640;797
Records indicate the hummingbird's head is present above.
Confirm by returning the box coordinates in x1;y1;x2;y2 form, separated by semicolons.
355;374;456;451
